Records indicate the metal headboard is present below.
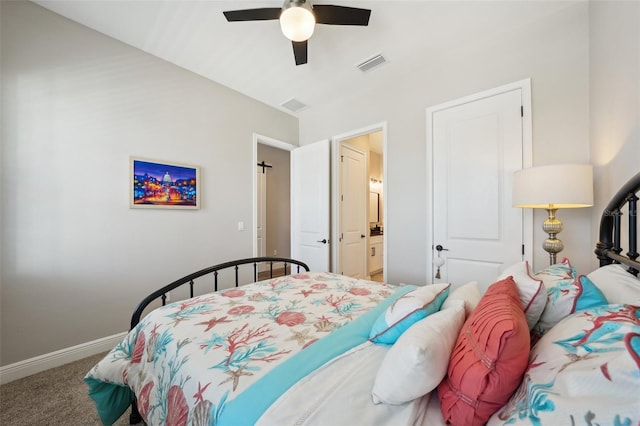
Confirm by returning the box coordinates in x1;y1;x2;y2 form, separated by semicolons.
595;171;640;276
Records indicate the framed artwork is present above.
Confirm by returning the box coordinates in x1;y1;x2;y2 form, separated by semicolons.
130;157;200;209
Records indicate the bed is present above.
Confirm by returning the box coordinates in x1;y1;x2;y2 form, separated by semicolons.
86;171;640;426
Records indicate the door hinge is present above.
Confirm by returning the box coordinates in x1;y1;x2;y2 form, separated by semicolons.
520;106;524;117
522;244;525;256
341;155;344;162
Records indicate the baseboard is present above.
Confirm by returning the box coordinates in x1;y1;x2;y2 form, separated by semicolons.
0;331;127;385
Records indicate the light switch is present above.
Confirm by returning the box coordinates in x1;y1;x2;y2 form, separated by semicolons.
238;221;245;231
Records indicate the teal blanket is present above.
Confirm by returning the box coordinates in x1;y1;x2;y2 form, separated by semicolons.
218;285;414;425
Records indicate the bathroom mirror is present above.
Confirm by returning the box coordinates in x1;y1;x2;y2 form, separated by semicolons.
369;192;379;223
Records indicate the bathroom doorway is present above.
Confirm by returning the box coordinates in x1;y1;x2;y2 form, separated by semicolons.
333;124;386;282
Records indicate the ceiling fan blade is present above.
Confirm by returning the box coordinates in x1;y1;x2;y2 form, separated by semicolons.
313;5;371;26
223;8;281;22
292;40;308;66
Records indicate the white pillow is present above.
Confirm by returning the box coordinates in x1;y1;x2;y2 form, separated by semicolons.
497;261;546;330
587;263;640;305
371;300;465;405
442;281;481;318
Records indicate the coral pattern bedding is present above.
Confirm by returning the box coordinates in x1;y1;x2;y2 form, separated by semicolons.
86;262;640;426
86;172;640;425
85;272;405;425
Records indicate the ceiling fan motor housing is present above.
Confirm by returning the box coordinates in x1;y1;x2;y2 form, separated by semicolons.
280;0;316;42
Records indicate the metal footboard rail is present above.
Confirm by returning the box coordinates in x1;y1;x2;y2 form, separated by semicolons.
130;257;310;330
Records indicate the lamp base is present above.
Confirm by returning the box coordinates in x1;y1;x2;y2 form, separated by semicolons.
542;208;564;265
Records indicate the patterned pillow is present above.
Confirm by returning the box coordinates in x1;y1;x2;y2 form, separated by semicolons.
369;283;450;344
371;300;465;405
533;257;576;287
533;275;608;339
497;261;546;330
489;304;640;426
438;277;530;426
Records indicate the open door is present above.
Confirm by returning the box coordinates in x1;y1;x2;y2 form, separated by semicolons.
291;140;331;271
338;144;368;278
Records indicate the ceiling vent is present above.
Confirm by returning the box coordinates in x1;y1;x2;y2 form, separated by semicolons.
280;98;308;113
357;53;386;72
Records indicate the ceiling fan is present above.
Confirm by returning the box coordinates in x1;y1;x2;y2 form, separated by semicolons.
223;1;371;66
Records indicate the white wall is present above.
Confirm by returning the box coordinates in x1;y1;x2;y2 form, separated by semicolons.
589;0;640;270
2;0;637;370
300;2;593;283
0;1;298;365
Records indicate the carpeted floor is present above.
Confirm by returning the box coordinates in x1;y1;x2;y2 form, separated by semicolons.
0;352;138;426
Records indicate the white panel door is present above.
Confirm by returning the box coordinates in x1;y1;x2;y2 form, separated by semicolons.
431;88;526;288
291;140;330;272
339;144;367;278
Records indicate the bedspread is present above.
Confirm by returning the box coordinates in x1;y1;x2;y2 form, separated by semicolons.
85;272;404;425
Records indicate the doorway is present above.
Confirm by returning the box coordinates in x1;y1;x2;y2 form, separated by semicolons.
333;123;387;282
426;79;533;287
253;134;294;264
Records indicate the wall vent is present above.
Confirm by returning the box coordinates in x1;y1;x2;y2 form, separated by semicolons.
280;98;307;113
357;54;386;72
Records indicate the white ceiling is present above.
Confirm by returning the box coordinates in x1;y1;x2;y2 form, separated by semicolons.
34;0;579;116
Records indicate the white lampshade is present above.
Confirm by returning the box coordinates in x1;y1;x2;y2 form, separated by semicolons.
513;164;594;209
280;4;315;42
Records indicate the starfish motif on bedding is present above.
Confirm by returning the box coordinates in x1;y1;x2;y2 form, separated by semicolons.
169;315;191;327
197;316;232;332
286;328;312;346
220;366;253;391
193;381;212;403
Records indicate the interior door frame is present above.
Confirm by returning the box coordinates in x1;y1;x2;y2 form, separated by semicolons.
256;164;267;257
252;133;296;257
332;122;387;280
425;79;533;282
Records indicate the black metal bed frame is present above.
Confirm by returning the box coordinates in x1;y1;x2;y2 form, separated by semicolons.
595;171;640;276
128;256;309;424
130;257;310;330
123;172;640;424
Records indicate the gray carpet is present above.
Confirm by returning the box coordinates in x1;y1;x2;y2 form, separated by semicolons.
0;352;137;426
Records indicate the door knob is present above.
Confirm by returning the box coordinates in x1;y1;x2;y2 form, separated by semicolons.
317;239;328;244
435;245;449;252
361;234;366;238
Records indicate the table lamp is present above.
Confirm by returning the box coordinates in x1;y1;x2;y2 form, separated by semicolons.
513;164;593;265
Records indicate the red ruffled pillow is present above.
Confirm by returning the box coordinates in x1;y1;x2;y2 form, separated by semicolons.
438;277;530;426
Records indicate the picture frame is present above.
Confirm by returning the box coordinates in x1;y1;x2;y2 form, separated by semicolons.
130;157;200;209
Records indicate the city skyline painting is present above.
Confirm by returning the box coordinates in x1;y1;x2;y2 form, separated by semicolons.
130;157;200;209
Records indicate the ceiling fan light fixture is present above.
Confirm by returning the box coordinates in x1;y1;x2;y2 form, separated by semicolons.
279;1;315;42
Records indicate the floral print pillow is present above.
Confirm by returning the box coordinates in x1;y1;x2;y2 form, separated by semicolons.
489;304;640;426
531;258;608;342
532;275;608;340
